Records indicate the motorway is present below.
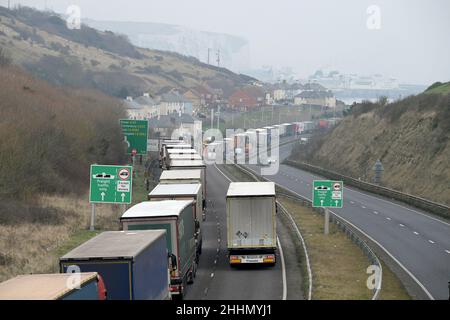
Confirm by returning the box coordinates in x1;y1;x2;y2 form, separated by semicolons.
185;163;304;300
245;141;450;300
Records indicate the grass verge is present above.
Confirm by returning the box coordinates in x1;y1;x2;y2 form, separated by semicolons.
219;163;411;300
0;194;122;282
280;196;411;300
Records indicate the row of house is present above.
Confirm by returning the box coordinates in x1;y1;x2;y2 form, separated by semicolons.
124;80;337;120
124;91;193;120
124;85;267;118
266;81;336;108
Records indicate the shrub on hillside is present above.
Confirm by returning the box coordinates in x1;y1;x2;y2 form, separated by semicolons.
0;66;127;200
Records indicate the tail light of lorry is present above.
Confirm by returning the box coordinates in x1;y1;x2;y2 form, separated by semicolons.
229;255;241;264
96;275;107;300
170;285;182;293
263;255;275;263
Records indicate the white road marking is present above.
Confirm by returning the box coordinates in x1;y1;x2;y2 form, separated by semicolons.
373;211;379;214
445;250;450;254
428;240;435;244
399;224;405;227
361;206;366;209
210;273;215;278
245;164;435;300
344;184;450;227
413;231;419;235
277;236;287;300
386;217;392;221
214;164;289;301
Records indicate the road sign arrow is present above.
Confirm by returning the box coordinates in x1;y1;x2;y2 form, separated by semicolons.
101;192;105;201
320;199;324;206
335;200;339;206
121;193;125;202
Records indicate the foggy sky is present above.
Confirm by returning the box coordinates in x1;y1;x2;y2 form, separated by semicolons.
5;0;450;85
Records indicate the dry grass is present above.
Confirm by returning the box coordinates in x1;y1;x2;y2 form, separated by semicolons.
281;197;376;300
280;197;411;300
0;194;122;282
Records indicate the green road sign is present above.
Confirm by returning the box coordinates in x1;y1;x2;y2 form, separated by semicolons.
312;180;343;208
120;119;148;155
90;165;133;204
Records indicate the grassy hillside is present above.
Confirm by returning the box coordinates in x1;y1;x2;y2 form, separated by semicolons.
0;64;127;200
291;93;450;205
424;81;450;95
0;7;255;98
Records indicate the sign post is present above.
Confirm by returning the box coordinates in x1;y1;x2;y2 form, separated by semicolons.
89;164;133;230
120;119;148;155
313;180;343;235
90;204;96;231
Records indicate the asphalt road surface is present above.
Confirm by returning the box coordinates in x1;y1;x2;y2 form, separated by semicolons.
185;163;304;300
245;141;450;300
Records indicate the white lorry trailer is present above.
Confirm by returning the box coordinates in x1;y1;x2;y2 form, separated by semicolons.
226;182;277;266
168;160;207;199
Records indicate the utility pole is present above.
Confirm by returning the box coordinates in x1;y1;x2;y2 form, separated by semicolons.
217;106;220;129
207;48;210;64
211;108;214;129
8;0;10;9
216;49;220;67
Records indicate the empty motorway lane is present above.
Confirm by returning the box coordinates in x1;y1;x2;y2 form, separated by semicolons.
245;142;450;300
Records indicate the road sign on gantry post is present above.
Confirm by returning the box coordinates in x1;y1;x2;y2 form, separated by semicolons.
119;119;148;155
312;180;343;235
89;164;133;230
90;165;133;204
312;180;343;208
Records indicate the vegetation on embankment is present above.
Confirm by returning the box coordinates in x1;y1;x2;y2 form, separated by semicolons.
0;62;127;280
0;194;122;282
291;92;450;205
280;197;411;300
0;64;127;201
424;81;450;95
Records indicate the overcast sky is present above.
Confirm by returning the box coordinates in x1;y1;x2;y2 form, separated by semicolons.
5;0;450;85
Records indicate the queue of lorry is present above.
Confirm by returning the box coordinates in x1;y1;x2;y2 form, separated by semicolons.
0;122;304;300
